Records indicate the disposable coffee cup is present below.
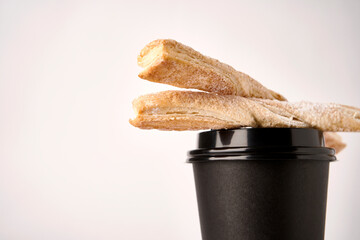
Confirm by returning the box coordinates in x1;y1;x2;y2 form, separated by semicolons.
187;128;336;240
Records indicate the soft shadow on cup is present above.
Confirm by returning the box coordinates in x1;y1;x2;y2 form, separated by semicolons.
188;128;336;240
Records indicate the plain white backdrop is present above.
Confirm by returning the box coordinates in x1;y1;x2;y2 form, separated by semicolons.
1;0;359;239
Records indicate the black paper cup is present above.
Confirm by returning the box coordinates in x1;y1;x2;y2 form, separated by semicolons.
187;128;336;240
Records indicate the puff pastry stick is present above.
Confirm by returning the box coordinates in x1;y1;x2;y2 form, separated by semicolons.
323;132;346;154
130;91;360;132
255;99;360;132
138;39;286;101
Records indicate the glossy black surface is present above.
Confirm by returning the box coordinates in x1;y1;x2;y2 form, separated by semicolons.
197;128;324;148
188;128;336;162
188;128;334;240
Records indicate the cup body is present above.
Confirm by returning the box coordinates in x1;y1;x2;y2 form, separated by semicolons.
188;128;335;240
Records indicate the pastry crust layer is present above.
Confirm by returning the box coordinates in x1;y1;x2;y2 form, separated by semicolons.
130;90;359;133
323;132;346;153
130;91;360;132
138;39;286;101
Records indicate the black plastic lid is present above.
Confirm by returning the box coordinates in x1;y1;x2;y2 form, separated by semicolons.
188;128;336;162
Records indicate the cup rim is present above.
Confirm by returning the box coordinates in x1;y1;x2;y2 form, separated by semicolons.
188;128;336;163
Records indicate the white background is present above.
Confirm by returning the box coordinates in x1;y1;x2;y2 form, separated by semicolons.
1;0;359;239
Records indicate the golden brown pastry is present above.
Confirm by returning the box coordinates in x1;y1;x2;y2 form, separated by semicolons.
134;39;355;152
255;99;360;132
130;91;360;132
323;132;346;154
138;39;286;101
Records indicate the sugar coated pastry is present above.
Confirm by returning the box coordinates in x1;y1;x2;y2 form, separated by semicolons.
323;132;346;154
132;39;360;152
130;91;360;132
138;39;286;101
